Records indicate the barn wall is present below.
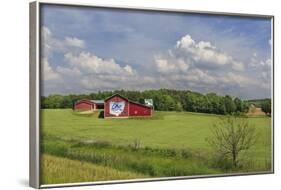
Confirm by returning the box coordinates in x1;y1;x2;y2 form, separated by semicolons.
129;102;152;116
74;102;93;110
104;96;129;118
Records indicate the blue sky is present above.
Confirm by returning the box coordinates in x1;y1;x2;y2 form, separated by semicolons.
41;4;272;99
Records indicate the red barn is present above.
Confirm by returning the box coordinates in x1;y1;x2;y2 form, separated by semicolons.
104;94;152;118
74;99;104;111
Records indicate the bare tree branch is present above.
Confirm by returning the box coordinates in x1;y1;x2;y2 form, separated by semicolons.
207;115;257;168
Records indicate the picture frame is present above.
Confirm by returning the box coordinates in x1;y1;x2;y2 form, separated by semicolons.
30;1;274;188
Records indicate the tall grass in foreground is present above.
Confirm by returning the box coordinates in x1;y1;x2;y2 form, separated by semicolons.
41;135;220;178
42;134;271;184
41;154;147;184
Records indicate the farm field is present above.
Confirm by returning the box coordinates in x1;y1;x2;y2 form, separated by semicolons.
40;109;272;184
41;154;146;184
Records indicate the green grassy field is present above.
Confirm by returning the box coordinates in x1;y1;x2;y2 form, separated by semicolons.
41;154;147;184
41;109;272;184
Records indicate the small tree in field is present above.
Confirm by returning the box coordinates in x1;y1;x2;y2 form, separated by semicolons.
207;116;257;168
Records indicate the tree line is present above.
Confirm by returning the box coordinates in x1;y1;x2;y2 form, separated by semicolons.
260;99;271;115
41;89;261;115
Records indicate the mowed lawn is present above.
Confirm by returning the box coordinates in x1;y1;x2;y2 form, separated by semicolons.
40;109;272;184
41;109;271;152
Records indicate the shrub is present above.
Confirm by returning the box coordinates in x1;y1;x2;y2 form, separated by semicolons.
98;111;104;118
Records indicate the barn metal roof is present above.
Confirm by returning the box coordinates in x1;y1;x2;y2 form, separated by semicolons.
90;100;104;105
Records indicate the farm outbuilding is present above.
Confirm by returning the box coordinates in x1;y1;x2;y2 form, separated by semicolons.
104;94;153;118
74;99;104;111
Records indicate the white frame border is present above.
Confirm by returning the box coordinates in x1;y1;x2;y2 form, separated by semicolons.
29;1;274;189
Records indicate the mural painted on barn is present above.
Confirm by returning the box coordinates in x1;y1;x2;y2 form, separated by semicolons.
74;94;153;118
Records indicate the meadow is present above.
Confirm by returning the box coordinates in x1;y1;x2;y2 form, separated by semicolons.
40;109;272;184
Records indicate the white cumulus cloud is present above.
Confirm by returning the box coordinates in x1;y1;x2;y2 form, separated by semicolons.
151;34;271;97
41;58;60;81
174;34;244;71
64;52;136;76
41;27;271;99
64;37;85;48
155;55;189;74
41;26;85;57
41;27;157;94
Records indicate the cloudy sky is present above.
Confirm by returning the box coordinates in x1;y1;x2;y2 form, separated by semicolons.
41;4;272;99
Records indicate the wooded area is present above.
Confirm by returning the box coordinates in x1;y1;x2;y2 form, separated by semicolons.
41;89;271;115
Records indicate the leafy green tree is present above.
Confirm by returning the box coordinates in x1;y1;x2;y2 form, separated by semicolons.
158;95;176;111
224;95;236;114
234;97;246;112
218;98;226;114
206;93;221;114
261;99;271;115
42;94;64;108
175;102;183;112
